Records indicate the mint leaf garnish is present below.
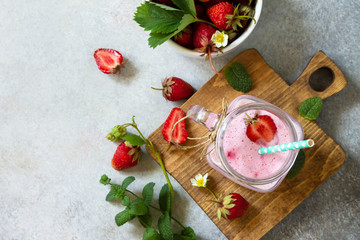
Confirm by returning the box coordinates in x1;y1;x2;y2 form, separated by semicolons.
121;195;130;207
115;209;134;226
100;174;111;185
106;185;124;201
158;211;173;240
143;227;161;240
286;149;306;179
134;2;183;34
121;176;136;189
181;227;196;240
224;62;252;92
142;182;155;206
129;199;148;216
172;0;196;16
122;134;146;146
299;96;323;120
159;184;171;212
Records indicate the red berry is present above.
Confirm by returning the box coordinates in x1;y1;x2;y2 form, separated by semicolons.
226;193;249;219
207;2;234;30
111;142;140;170
157;0;175;7
161;108;189;145
158;77;194;101
195;5;206;19
246;114;277;142
174;27;194;48
193;23;216;48
94;48;126;74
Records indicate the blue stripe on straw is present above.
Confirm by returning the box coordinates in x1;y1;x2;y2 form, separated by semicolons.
258;139;314;155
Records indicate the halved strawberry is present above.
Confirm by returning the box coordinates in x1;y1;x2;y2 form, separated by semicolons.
94;48;126;74
245;114;277;142
161;108;188;145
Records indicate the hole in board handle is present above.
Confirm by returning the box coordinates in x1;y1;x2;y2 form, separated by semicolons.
309;67;334;92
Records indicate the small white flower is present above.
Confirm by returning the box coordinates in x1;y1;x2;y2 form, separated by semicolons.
211;30;229;48
191;173;209;188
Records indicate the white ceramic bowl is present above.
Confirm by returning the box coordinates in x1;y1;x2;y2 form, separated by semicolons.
166;0;263;58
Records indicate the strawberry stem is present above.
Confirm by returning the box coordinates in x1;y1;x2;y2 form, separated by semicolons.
195;18;220;30
151;86;164;91
205;187;219;201
208;47;222;77
245;112;252;120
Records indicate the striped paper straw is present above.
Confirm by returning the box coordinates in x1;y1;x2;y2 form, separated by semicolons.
258;139;315;155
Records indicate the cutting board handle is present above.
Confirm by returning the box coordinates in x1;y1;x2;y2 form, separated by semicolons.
290;51;347;103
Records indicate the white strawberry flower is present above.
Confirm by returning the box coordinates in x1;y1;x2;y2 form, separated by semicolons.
191;173;209;188
211;30;229;48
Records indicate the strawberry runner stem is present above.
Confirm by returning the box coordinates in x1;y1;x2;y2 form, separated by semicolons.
208;47;222;77
129;122;174;216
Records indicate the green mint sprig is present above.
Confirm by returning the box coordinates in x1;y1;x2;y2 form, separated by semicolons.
224;62;252;92
100;175;196;240
299;96;323;120
134;1;216;48
101;116;196;239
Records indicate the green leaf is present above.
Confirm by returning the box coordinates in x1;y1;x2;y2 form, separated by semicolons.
143;227;161;240
115;209;134;226
134;2;184;34
159;184;171;212
106;185;124;201
129;199;148;216
298;96;323;120
158;211;173;240
174;227;197;240
286;149;306;179
142;182;155;206
138;211;152;228
148;13;196;48
224;62;252;92
121;195;130;207
172;0;196;16
100;174;111;185
121;176;136;189
122;134;146;146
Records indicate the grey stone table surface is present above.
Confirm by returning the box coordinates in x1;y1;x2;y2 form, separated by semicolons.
0;0;359;239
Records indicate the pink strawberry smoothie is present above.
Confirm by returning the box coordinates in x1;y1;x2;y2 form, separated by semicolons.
221;110;292;179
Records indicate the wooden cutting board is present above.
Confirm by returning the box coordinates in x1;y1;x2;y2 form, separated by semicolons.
147;49;347;240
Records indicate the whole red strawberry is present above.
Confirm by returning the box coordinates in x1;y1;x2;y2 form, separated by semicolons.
162;108;188;145
207;2;234;30
193;23;216;48
154;77;194;101
223;193;249;220
111;141;141;170
245;114;277;142
94;48;127;74
174;27;194;48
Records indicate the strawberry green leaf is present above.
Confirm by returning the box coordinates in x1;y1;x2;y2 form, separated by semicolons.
121;176;136;189
122;135;145;146
224;62;252;92
159;184;171;212
148;14;196;48
106;184;124;201
286;149;306;179
158;211;173;240
172;0;196;16
100;174;111;185
138;211;152;228
174;227;197;240
115;209;134;226
142;182;155;206
143;227;161;240
121;195;130;207
299;96;323;120
129;199;148;216
134;2;184;34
